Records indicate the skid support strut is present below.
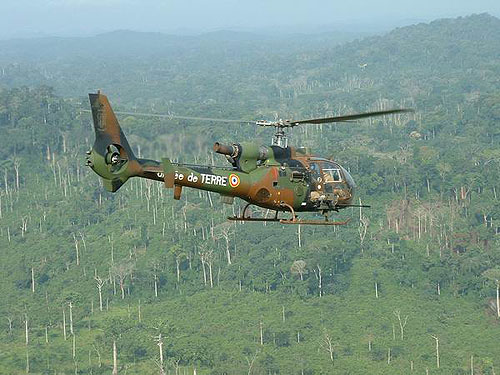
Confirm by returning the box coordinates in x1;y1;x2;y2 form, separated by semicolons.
228;203;350;225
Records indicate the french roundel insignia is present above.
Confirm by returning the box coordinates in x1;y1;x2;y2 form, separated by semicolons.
229;173;240;188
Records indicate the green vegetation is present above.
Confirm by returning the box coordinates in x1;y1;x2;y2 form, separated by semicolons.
0;13;499;374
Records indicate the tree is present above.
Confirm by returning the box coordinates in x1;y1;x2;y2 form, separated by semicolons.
320;330;336;365
103;317;133;375
169;244;186;284
112;260;134;299
290;260;307;281
393;310;409;340
94;275;105;311
482;268;500;318
215;222;234;265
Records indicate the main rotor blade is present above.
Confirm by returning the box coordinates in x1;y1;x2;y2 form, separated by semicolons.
290;108;413;125
81;109;248;123
115;110;249;123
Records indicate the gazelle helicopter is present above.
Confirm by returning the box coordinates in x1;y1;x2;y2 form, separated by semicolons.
86;91;412;225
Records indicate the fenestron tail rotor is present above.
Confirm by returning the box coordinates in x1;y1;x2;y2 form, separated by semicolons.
87;92;163;192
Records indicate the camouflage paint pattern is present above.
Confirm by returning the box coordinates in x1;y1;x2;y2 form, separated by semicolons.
87;92;355;213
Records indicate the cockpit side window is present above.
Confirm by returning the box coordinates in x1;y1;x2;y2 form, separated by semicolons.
310;163;321;179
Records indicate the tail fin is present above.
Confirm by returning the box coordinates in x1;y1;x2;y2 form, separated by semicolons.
86;91;141;192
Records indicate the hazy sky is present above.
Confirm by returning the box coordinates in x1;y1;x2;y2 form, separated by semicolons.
1;0;499;38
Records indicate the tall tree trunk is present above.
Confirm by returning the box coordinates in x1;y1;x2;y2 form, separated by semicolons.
112;340;118;375
25;315;29;346
225;238;232;265
154;274;158;298
120;280;125;299
201;261;207;286
98;287;103;311
208;263;213;288
496;282;500;319
69;302;74;335
317;265;322;297
431;335;440;368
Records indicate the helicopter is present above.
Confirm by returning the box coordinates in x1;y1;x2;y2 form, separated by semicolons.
86;91;412;225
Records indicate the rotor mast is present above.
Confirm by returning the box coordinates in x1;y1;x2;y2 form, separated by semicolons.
256;119;297;148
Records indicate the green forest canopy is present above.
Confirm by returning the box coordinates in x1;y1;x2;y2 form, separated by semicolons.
0;13;499;375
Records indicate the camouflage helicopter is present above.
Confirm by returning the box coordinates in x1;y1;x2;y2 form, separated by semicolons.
86;91;412;225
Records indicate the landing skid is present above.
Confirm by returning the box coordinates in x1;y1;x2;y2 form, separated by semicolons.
228;217;281;222
279;218;350;226
227;203;350;226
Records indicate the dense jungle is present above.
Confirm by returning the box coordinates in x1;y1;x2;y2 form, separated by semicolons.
0;13;499;375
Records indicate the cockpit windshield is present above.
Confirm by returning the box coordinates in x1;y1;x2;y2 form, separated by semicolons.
318;161;342;182
340;166;355;189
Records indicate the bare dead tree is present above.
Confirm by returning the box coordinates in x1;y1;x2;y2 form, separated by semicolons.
24;314;29;346
245;349;260;375
150;262;160;298
169;358;181;375
69;301;74;335
137;300;142;323
152;333;166;375
291;260;307;281
215;222;234;265
112;260;134;299
366;334;374;352
94;276;105;312
7;317;13;336
198;247;208;286
92;344;102;368
79;232;87;253
393;310;409;340
259;321;263;345
112;340;118;375
20;216;28;237
320;330;336;365
13;158;20;190
199;245;214;288
482;268;500;318
72;234;80;266
431;335;440;369
316;264;322;297
358;216;369;252
62;308;67;340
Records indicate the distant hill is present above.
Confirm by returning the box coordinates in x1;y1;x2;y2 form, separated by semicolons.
0;27;363;62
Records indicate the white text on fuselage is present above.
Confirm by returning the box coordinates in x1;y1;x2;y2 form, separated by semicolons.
174;171;227;186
